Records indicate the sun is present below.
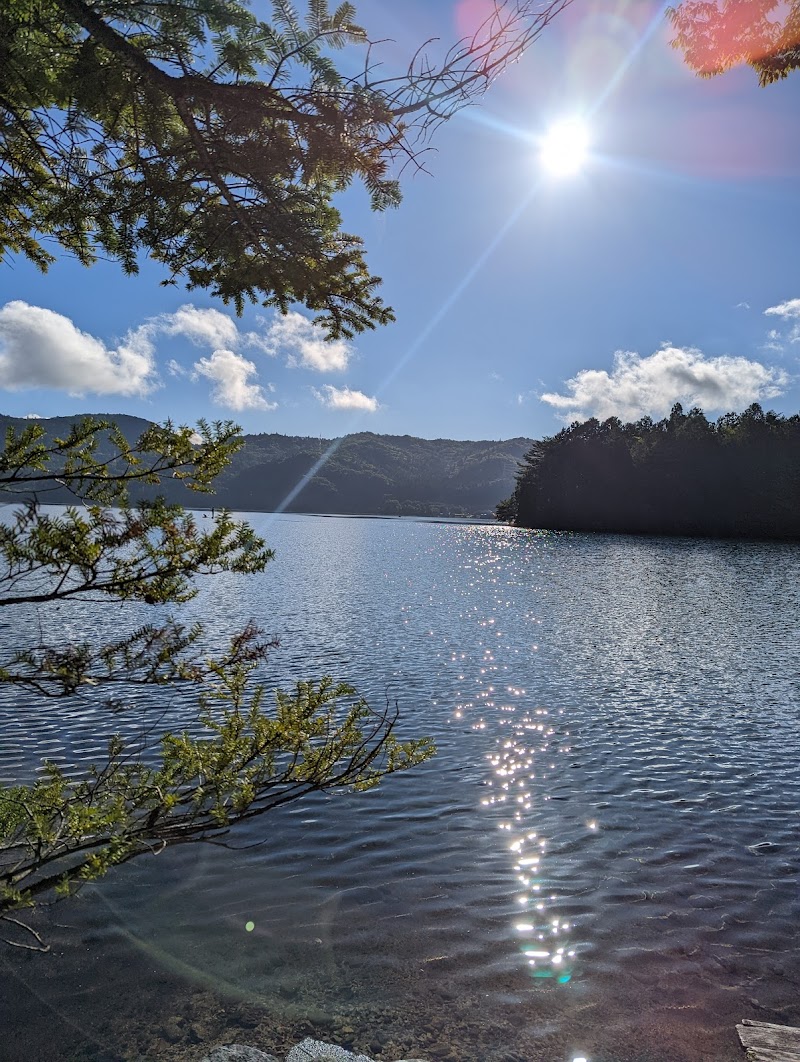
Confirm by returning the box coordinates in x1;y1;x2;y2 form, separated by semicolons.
539;119;590;178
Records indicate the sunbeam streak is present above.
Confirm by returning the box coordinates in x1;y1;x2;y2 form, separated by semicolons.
588;3;672;119
273;436;348;515
374;187;541;396
268;186;541;515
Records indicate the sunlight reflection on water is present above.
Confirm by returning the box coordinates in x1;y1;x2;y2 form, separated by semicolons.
1;516;800;1061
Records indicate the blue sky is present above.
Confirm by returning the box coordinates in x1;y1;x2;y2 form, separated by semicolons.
2;0;800;441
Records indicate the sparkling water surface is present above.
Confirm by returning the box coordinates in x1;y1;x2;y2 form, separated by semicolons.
1;514;799;1062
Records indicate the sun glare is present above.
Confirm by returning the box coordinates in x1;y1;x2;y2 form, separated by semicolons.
539;119;590;178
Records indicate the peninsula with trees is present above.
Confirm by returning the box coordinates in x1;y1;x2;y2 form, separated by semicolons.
498;403;800;540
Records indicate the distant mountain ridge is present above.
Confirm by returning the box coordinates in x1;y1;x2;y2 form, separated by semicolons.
0;414;532;517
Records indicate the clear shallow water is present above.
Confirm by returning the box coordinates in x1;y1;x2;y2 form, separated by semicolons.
1;515;799;1062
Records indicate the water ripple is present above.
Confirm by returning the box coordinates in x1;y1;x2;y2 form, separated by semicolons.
1;517;799;1061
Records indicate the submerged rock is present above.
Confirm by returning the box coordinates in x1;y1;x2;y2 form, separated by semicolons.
201;1047;281;1062
202;1039;428;1062
285;1041;428;1062
285;1039;373;1062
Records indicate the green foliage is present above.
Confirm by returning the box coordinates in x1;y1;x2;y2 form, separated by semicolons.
1;670;433;927
0;417;434;951
0;0;572;338
502;403;800;538
0;416;243;501
494;495;517;523
0;418;271;607
669;1;800;85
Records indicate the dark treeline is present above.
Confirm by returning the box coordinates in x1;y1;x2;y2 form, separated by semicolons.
498;403;800;539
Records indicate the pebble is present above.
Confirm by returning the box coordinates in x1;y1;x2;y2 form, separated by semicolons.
160;1017;184;1044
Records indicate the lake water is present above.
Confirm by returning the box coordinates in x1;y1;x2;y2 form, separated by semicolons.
1;514;799;1062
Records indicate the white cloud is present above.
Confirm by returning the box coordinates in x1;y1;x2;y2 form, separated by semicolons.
0;300;353;405
193;350;277;412
22;413;42;419
154;304;240;350
735;301;751;310
764;298;800;345
541;346;790;423
152;305;355;372
133;303;356;377
765;298;800;320
0;301;156;396
313;385;379;412
762;328;785;354
262;311;352;372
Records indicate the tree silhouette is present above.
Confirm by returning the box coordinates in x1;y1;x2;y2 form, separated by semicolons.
499;405;800;539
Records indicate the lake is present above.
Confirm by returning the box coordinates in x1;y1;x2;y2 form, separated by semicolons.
1;514;799;1062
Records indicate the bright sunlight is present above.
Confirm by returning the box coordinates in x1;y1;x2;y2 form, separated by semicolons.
539;118;590;177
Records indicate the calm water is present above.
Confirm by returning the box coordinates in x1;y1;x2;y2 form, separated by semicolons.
1;514;799;1062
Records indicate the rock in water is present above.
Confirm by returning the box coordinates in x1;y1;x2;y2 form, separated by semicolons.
201;1039;429;1062
201;1047;281;1062
285;1040;374;1062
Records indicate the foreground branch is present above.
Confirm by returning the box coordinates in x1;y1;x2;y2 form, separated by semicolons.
0;0;573;336
0;672;434;931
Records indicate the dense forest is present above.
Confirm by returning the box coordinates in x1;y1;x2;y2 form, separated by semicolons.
0;415;531;517
498;403;800;539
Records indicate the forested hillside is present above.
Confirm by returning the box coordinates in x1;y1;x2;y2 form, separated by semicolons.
0;415;531;517
213;431;531;515
499;403;800;539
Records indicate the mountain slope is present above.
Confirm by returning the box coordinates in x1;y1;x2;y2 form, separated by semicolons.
0;415;531;516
